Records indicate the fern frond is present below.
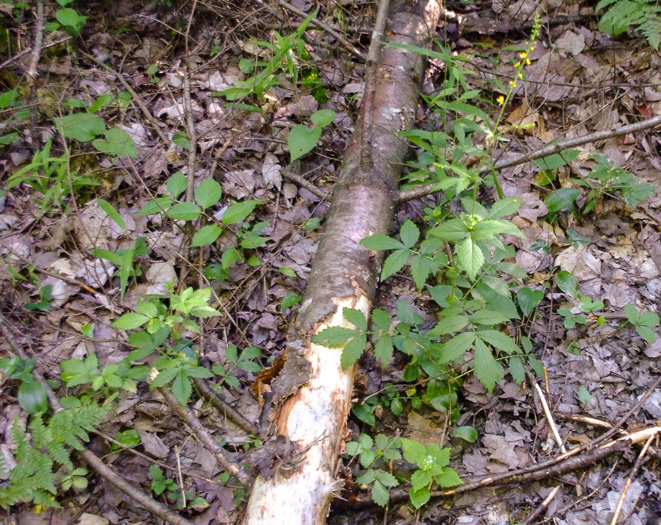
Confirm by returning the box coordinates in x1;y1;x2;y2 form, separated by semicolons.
597;0;661;48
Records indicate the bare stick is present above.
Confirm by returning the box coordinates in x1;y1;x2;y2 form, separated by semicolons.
271;0;366;60
27;0;45;144
532;377;567;454
183;0;199;203
397;113;661;202
360;0;390;171
160;389;250;486
0;315;195;525
522;485;560;524
282;168;328;200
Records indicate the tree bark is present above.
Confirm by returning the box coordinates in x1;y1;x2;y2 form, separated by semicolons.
242;1;443;523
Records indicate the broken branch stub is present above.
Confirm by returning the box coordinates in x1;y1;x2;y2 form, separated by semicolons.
242;1;443;523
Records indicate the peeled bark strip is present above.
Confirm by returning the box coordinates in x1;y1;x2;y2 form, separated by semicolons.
243;1;442;523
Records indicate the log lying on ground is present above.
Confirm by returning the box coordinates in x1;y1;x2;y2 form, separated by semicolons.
243;1;442;523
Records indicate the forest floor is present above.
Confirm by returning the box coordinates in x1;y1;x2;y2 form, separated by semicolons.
1;0;661;524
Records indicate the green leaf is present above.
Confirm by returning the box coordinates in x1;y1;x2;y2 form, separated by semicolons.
371;480;390;507
371;308;392;332
456;237;484;280
222;200;261;224
429;315;469;337
190;225;222;247
471;219;523;240
150;367;179;388
411;469;433;491
545;188;580;214
360;235;405;251
279;266;297;277
289;124;322;162
113;312;150;330
98;199;126;230
517;287;544;316
343;307;367;331
55;7;87;36
429;218;469;240
411;254;431;290
409;486;430;509
312;326;359;347
469;309;511;325
137;196;172;215
474;338;503;393
477;330;519;354
532;149;580;170
167;172;188;198
136;301;158;318
172;372;192;404
18;379;48;415
375;470;398;487
578;385;592;405
555;271;578;296
487;197;522;219
636;325;657;344
310;109;335;127
195;178;223;209
373;334;393;365
381;249;410;281
93;127;138;157
452;426;478;443
436;467;463;488
439;332;476;364
429;285;452;307
341;333;367;369
168;202;201;221
639;311;660;327
399;220;420;248
509;356;525;385
281;293;302;309
55;113;105;142
400;438;426;463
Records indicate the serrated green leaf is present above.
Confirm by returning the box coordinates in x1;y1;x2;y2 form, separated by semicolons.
411;254;431;290
168;202;201;221
411;469;432;491
136;301;158;318
474;338;503;393
195;178;223;209
488;197;522;219
373;334;393;365
191;225;222;247
381;249;410;281
469;309;511;325
150;367;179;388
289;124;322;162
436;467;462;488
222;199;261;225
98;199;126;230
55;113;105;142
637;326;657;343
400;438;426;463
409;486;430;509
371;308;392;332
429;218;469;241
341;333;366;369
113;312;150;330
532;149;580;170
167;172;188;198
399;220;420;248
639;311;660;327
509;356;525;385
312;326;359;347
477;330;519;354
361;235;406;251
93;127;137;157
438;332;476;363
471;219;524;240
375;470;398;487
517;287;544;316
429;315;469;337
452;426;477;443
456;237;484;280
172;372;192;404
343;307;367;331
545;188;580;214
310;108;335;127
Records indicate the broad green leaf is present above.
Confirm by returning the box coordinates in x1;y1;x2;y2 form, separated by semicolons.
411;469;433;491
195;178;223;209
167;172;188;198
55;7;87;36
469;309;511;325
172;372;192;404
222;199;261;224
312;326;359;347
429;285;452;307
639;311;660;327
471;219;523;239
429;218;469;241
637;326;657;344
183;366;215;379
509;356;525;385
191;225;222;247
555;271;578;296
341;333;367;369
150;367;179;388
517;287;544;316
474;338;503;393
98;199;126;230
361;235;406;251
371;308;392;332
400;438;426;463
409;486;430;509
373;334;393;365
411;254;431;290
18;379;48;415
624;304;640;324
452;426;478;443
399;220;420;248
528;354;545;377
310;109;335;127
487;197;522;219
55;113;105;142
438;332;476;363
289;124;322;162
532;149;580;170
477;330;519;354
545;188;580;214
436;467;463;488
137;196;172;215
136;301;158;318
279;266;297;277
113;312;150;330
168;202;201;221
429;315;469;337
578;385;592;404
343;307;367;331
371;480;390;507
381;249;409;281
456;237;484;280
92;127;137;157
375;470;398;487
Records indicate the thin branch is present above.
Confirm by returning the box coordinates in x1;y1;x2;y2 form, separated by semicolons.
27;0;45;145
183;0;199;203
0;35;71;70
282;168;329;200
396;113;661;202
0;315;195;525
160;389;251;486
532;376;567;454
522;485;560;524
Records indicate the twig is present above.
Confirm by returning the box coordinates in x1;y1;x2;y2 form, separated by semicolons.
174;445;187;509
0;315;195;525
27;0;45;145
282;168;328;200
396;113;661;202
0;35;71;70
522;485;560;524
271;0;366;60
160;389;251;486
610;433;657;525
360;0;389;171
183;0;199;203
81;51;170;146
193;377;261;437
532;376;567;454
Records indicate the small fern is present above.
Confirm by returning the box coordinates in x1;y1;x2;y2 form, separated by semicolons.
597;0;661;49
0;402;107;509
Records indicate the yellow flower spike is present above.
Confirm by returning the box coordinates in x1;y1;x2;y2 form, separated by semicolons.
520;51;528;59
497;95;505;104
514;61;521;67
517;73;524;79
526;58;532;65
530;46;536;52
509;80;517;88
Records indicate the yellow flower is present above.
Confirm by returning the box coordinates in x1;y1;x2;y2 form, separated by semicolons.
497;95;505;104
509;80;517;88
526;58;532;65
530;46;536;52
514;61;521;67
517;73;524;79
520;51;528;59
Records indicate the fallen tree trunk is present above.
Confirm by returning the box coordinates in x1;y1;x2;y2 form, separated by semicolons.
243;1;442;522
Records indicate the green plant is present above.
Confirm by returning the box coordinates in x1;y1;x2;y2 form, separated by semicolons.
92;236;149;299
25;284;54;311
212;345;262;388
288;108;335;162
149;465;178;496
597;0;661;49
624;304;660;343
47;0;87;37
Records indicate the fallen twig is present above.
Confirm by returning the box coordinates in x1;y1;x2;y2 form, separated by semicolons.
27;0;45;144
522;485;560;524
282;168;329;200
